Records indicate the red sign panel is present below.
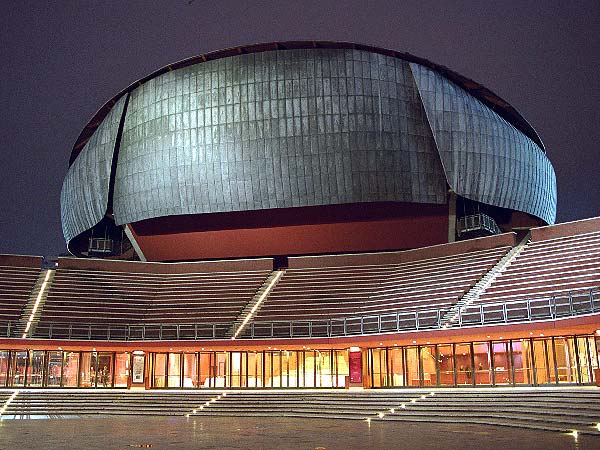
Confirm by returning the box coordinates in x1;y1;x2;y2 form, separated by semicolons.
349;351;362;383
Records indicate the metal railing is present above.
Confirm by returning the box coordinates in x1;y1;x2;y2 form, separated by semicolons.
2;288;598;341
457;213;502;236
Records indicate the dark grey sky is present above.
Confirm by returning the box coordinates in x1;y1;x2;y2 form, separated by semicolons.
1;0;598;257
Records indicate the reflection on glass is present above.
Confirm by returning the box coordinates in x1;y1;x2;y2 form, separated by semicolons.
114;353;129;388
438;345;454;386
455;344;472;385
47;351;63;387
576;337;591;383
492;342;511;385
10;351;27;387
183;353;197;388
511;340;533;385
63;352;79;387
26;350;45;387
167;353;181;388
0;351;10;387
406;347;419;387
533;340;551;384
420;346;437;386
473;342;491;385
153;353;166;388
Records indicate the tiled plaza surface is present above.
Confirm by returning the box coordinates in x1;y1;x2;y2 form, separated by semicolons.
0;416;597;450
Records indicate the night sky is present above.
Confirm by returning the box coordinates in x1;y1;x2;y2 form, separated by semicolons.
1;1;598;257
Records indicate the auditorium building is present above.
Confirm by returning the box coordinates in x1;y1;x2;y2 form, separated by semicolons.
0;41;598;391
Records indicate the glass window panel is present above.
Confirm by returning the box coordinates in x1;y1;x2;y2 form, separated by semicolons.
97;353;113;388
114;353;129;388
79;352;94;388
492;342;512;385
473;342;491;385
183;353;198;388
455;344;473;386
588;337;599;385
511;340;533;385
288;351;299;388
438;344;454;386
532;340;551;385
168;353;181;388
26;350;45;387
406;347;419;387
271;352;282;388
554;338;576;383
371;349;383;388
153;353;167;388
230;352;242;388
420;346;437;386
199;353;211;388
317;350;334;388
9;351;27;387
0;351;10;387
387;348;403;387
63;352;79;387
576;337;592;383
46;351;63;387
335;350;348;388
303;352;315;387
214;353;227;388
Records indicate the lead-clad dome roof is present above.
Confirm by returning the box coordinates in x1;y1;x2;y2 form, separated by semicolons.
61;42;556;247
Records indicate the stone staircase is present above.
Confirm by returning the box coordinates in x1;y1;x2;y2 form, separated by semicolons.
0;390;220;418
15;269;55;337
227;270;285;339
1;388;599;435
192;388;600;435
441;233;531;328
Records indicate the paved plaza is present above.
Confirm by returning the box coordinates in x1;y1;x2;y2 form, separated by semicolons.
0;417;597;450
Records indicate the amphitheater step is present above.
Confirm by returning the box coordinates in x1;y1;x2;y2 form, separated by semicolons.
227;270;285;338
2;388;599;435
15;269;55;337
441;232;531;327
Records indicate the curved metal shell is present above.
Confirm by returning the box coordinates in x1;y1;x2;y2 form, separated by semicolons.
409;63;557;224
60;96;127;244
61;46;558;247
112;49;447;225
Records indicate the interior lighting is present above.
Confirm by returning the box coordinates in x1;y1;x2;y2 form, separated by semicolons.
232;271;284;339
22;270;52;338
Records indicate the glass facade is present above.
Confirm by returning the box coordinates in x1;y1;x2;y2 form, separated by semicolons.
367;336;599;387
0;335;597;389
149;350;348;389
0;351;129;388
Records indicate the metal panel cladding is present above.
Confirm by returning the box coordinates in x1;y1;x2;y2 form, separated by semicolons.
410;63;557;224
60;96;127;243
112;49;447;225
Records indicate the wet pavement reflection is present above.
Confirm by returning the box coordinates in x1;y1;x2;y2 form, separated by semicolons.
0;416;597;450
